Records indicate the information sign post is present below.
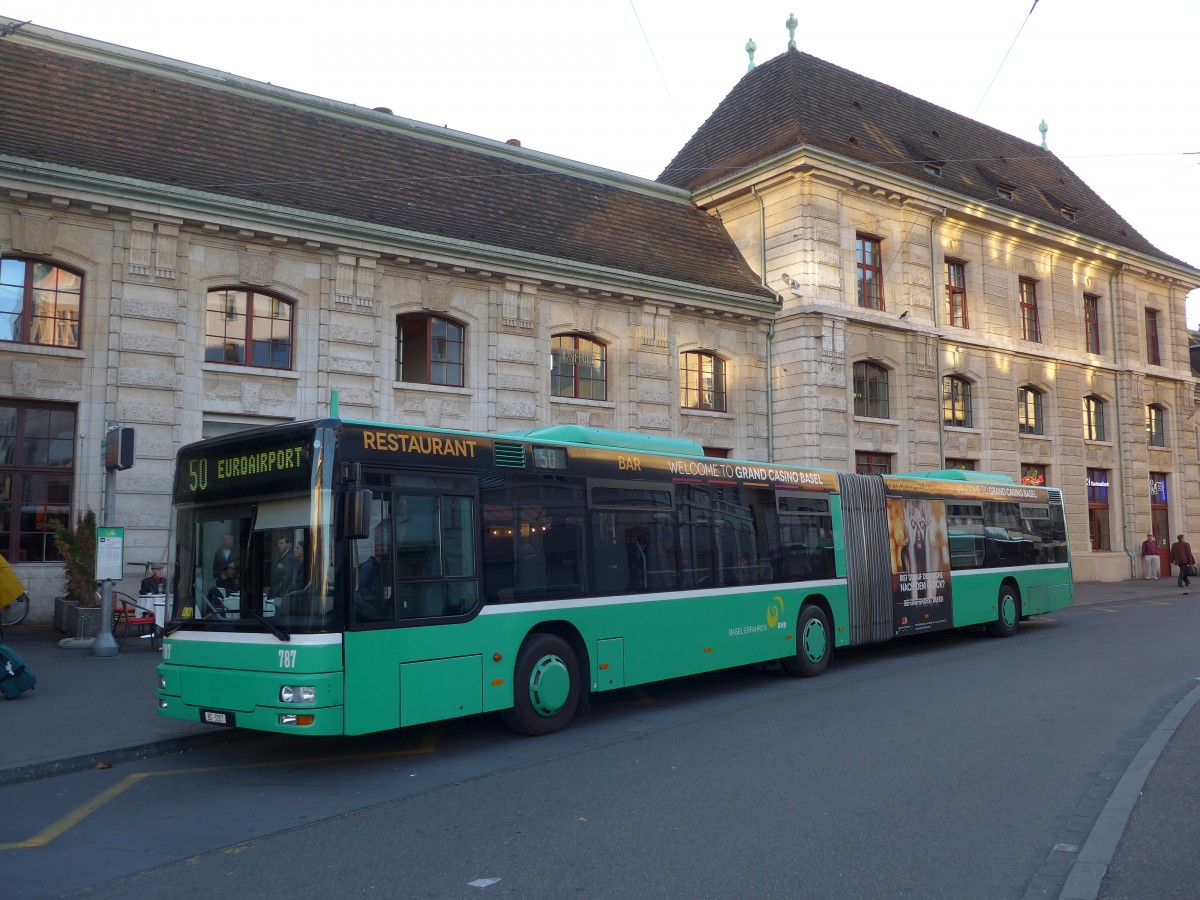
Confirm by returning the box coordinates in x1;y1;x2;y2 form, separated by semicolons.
91;421;132;657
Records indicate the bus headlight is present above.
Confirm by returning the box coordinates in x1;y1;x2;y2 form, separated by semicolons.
158;675;167;690
279;685;315;704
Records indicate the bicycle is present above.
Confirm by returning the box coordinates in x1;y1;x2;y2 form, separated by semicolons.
1;591;30;626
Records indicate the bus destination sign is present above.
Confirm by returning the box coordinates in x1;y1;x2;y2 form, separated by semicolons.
174;439;312;503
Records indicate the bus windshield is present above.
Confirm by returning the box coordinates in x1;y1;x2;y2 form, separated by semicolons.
168;494;337;634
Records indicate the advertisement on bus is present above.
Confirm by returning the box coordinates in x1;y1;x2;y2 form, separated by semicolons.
887;497;952;636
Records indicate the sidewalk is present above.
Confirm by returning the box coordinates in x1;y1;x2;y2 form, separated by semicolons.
0;625;245;786
1;577;1197;900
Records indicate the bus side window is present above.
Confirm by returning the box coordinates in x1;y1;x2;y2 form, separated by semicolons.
355;495;395;623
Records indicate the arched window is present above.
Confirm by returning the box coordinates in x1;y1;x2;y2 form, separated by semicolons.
1083;396;1106;442
1147;404;1167;447
0;257;82;348
205;289;293;369
942;375;973;428
551;335;607;400
396;313;464;386
853;361;890;418
680;351;727;412
1018;387;1044;435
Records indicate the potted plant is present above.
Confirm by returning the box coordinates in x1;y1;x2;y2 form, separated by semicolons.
51;510;99;638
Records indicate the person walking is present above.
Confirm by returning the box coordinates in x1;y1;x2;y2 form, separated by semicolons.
1170;533;1194;588
1141;533;1160;580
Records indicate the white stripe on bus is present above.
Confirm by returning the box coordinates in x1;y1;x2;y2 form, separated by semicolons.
164;631;343;646
478;579;845;616
477;563;1069;616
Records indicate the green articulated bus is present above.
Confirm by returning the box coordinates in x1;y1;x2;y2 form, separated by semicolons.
156;418;1072;736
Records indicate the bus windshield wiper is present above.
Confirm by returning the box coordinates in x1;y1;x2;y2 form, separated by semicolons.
247;608;291;641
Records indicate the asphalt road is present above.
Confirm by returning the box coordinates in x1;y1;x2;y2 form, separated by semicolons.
4;595;1198;899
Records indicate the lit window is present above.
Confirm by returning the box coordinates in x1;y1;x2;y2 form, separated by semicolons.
942;375;973;428
1019;279;1041;342
205;289;293;369
551;335;607;401
855;451;893;475
1084;294;1101;354
1083;396;1106;442
856;235;884;310
680;351;727;412
1147;404;1167;447
1022;464;1047;486
945;261;968;328
1018;387;1044;435
0;257;82;349
397;313;465;386
853;362;890;418
1088;468;1111;550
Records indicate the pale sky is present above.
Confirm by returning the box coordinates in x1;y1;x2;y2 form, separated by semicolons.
6;0;1199;321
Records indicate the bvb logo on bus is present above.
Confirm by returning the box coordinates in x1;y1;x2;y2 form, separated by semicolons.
767;596;785;629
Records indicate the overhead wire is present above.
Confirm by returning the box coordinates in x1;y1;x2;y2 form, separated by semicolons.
973;0;1041;118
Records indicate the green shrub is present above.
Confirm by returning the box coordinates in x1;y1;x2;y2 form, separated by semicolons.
51;509;98;607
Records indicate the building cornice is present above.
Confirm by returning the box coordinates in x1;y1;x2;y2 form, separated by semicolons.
1;157;778;316
689;145;1200;291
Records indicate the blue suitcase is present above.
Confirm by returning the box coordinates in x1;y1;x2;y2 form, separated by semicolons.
0;642;35;698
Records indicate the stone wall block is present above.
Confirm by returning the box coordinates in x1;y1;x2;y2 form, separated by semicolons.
117;367;182;390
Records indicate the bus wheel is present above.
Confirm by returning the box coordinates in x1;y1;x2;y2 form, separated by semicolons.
986;585;1020;637
501;632;580;736
782;605;831;677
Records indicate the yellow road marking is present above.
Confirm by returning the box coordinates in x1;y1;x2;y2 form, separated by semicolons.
0;729;438;851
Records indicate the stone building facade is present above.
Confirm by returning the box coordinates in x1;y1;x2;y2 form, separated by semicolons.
0;22;1196;622
659;50;1200;582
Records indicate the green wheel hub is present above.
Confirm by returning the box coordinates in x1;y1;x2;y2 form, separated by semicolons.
1000;593;1018;629
801;617;828;664
526;654;572;717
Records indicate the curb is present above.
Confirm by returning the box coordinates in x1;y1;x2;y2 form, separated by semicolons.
1059;681;1200;900
0;728;260;787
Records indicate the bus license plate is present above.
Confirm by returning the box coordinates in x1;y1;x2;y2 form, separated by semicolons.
201;709;235;727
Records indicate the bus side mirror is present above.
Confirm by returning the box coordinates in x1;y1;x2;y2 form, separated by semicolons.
341;488;373;540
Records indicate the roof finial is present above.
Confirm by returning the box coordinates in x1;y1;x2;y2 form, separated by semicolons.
786;12;798;50
745;38;757;71
1039;119;1048;149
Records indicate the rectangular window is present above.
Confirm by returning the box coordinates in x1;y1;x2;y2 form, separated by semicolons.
945;261;968;328
1147;406;1166;447
1018;388;1043;435
856;235;884;310
1084;397;1106;442
855;451;893;475
1021;464;1047;486
0;401;76;561
1019;279;1041;342
853;362;890;418
1145;309;1161;365
944;458;975;471
1084;294;1101;354
1087;468;1111;551
680;352;727;412
397;314;464;387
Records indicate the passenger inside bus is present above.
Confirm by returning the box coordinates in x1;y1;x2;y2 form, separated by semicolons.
356;521;394;622
207;561;239;611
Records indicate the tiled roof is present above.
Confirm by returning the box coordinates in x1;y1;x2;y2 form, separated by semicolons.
0;37;775;302
660;49;1188;270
